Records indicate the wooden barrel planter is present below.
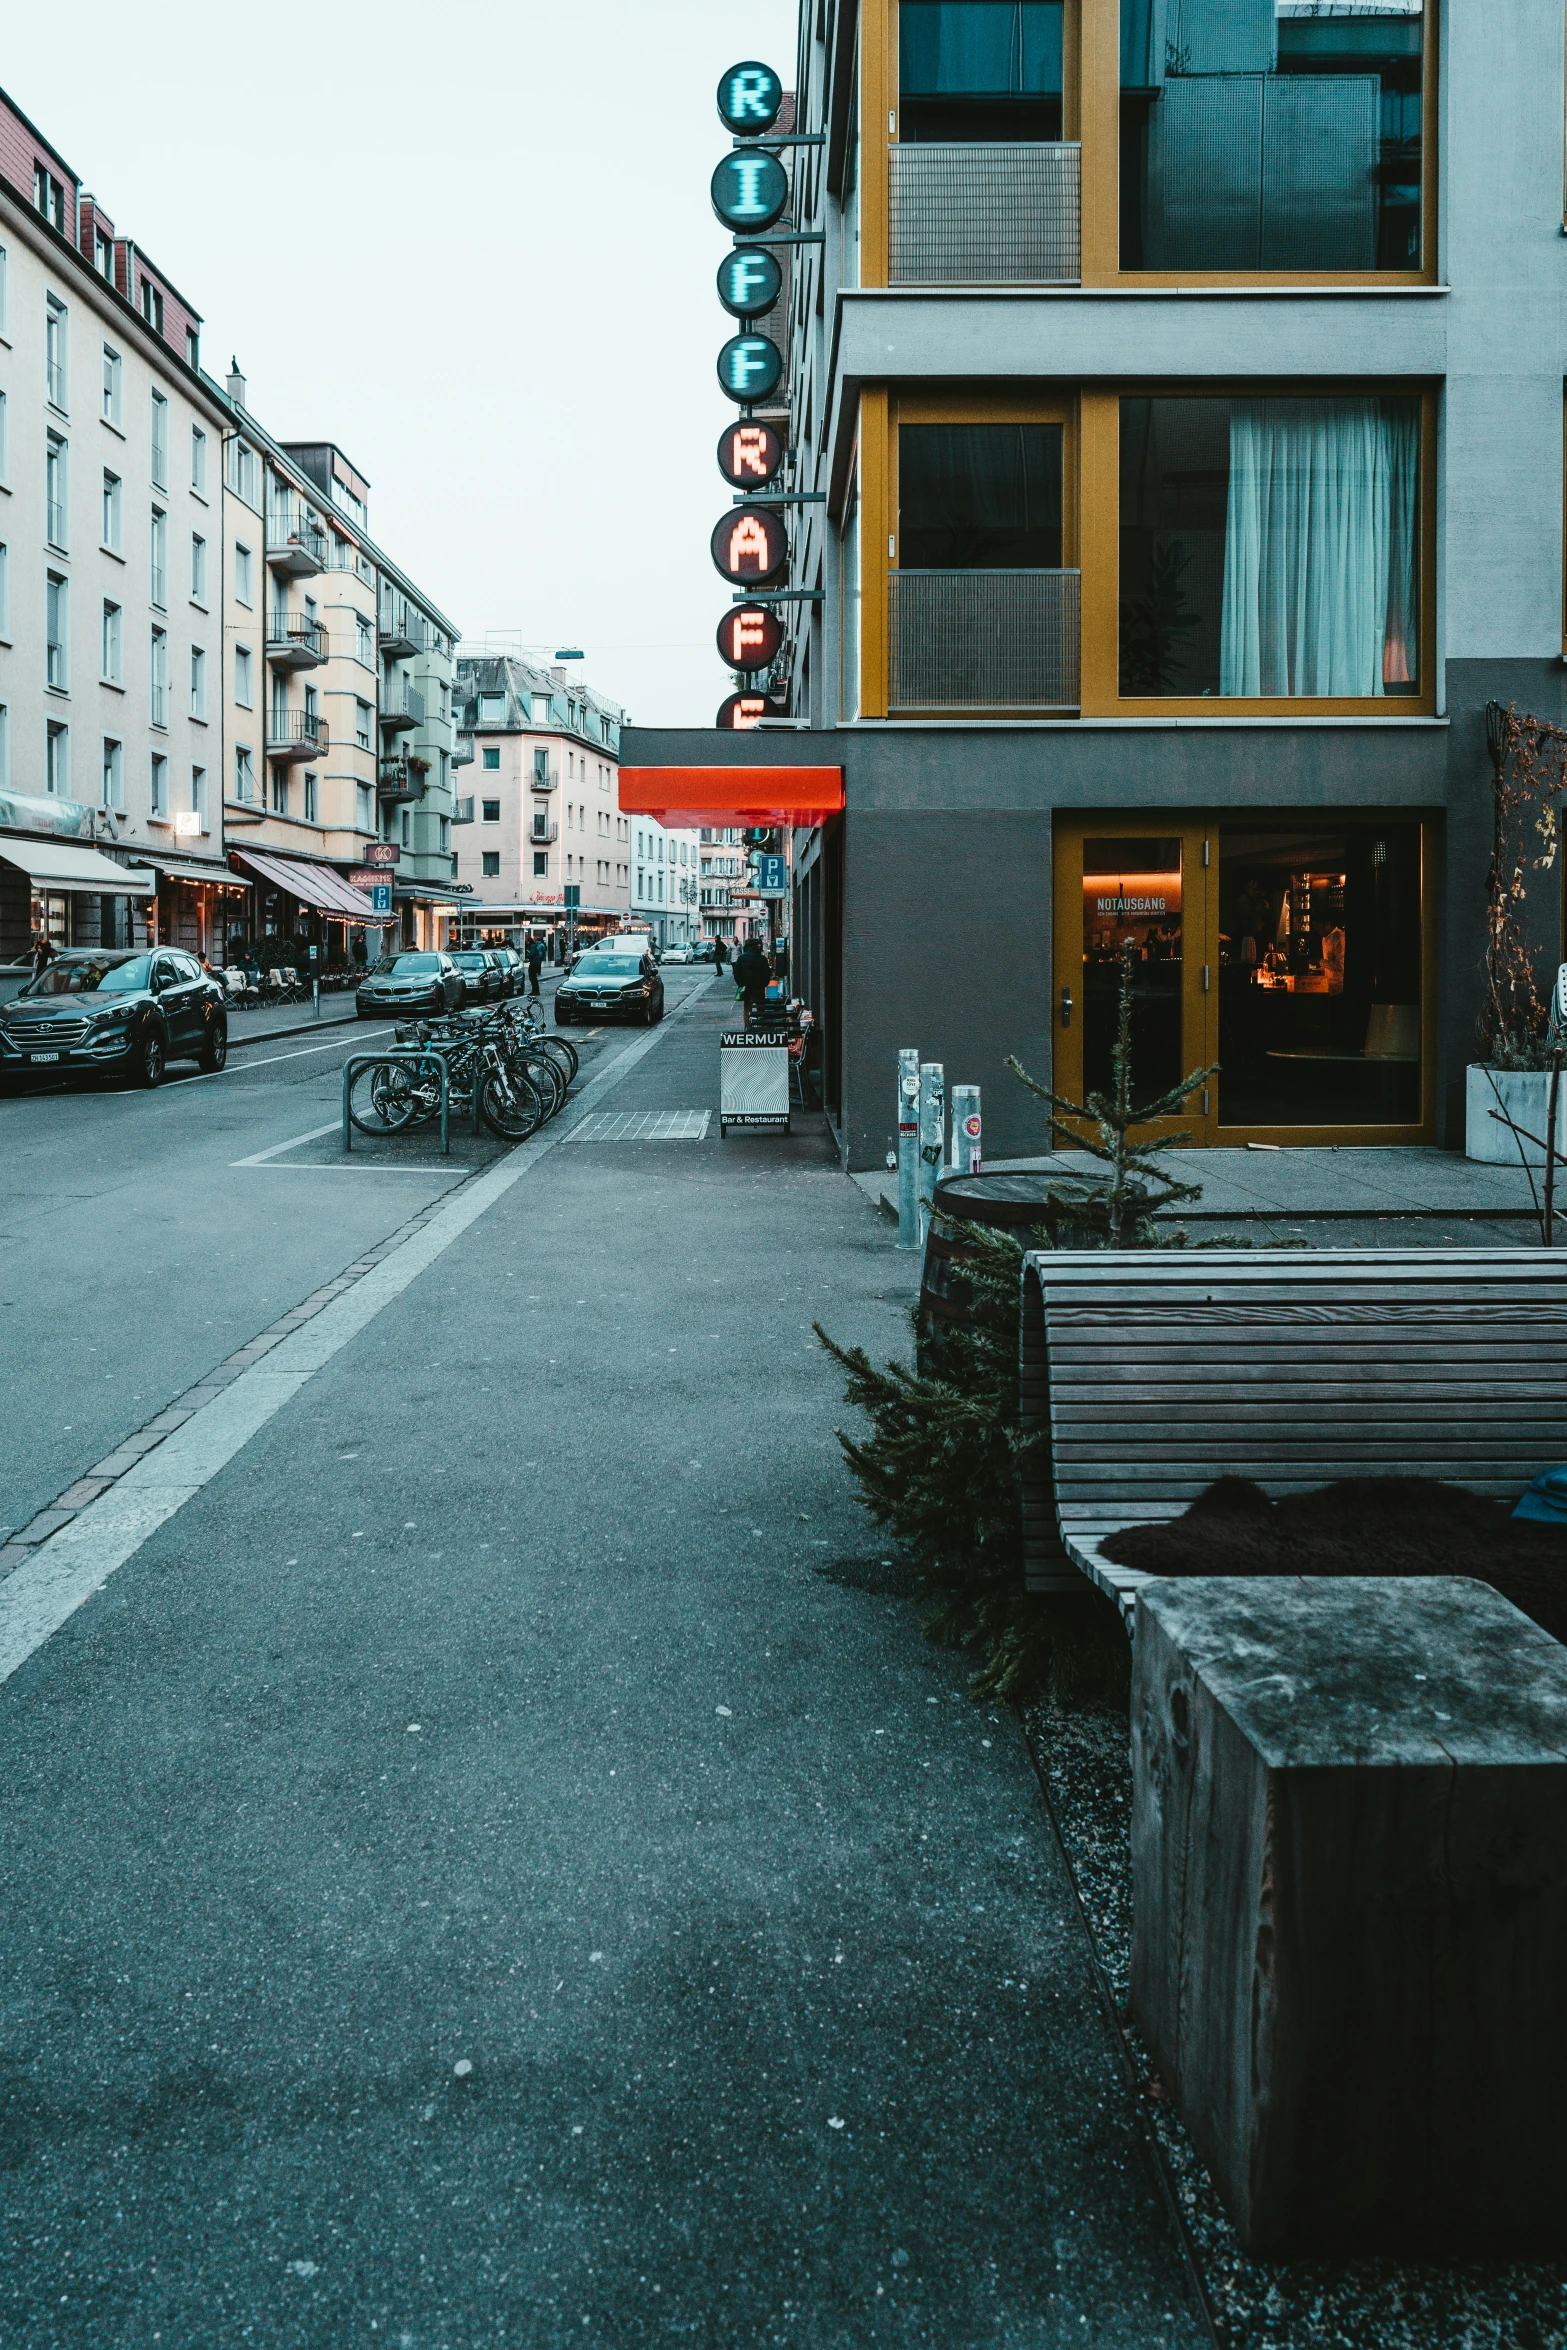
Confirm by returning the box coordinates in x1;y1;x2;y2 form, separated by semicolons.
919;1171;1110;1333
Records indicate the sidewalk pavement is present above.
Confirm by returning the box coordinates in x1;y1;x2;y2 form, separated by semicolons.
854;1144;1542;1229
0;984;1203;2348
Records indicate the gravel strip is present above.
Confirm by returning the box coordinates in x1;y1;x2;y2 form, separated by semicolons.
1023;1695;1567;2350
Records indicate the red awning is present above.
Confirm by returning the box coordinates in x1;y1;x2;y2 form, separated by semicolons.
618;766;843;829
230;847;377;919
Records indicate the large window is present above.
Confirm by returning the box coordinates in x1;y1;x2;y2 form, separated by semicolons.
1119;0;1425;273
899;0;1064;140
1118;395;1419;698
900;422;1063;564
1217;823;1422;1126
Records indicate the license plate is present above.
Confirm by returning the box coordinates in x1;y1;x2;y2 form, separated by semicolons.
29;1051;61;1063
588;1000;612;1010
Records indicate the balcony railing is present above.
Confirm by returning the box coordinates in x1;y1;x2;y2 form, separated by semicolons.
265;709;330;762
887;570;1080;710
378;757;421;802
265;615;327;669
531;818;559;845
266;505;328;575
888;142;1080;285
380;685;426;734
381;615;441;660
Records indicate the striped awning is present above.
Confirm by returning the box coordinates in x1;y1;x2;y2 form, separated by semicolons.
230;848;376;919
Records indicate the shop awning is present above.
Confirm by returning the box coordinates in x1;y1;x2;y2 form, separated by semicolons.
619;766;843;829
230;848;376;919
0;837;155;895
146;857;251;890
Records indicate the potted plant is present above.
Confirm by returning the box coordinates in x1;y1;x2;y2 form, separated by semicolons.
1466;702;1567;1166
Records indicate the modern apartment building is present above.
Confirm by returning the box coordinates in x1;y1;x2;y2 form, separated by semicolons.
214;385;460;960
630;813;701;947
452;655;629;943
0;87;245;961
625;0;1565;1168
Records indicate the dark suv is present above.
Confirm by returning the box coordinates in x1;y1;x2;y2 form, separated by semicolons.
0;949;227;1087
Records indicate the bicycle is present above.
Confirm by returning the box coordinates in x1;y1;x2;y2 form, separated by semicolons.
347;1025;547;1141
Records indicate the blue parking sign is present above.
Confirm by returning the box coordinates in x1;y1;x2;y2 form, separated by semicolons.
756;855;787;896
370;883;392;915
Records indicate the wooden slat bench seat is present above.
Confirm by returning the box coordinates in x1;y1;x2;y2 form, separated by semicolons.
1019;1249;1567;1611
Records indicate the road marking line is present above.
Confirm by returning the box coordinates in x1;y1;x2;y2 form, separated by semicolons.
231;1119;341;1165
0;975;714;1689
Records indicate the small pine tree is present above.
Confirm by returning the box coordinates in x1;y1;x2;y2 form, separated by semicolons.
817;943;1216;1703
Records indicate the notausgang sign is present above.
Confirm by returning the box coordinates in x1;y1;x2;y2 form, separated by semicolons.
710;150;789;234
716;333;783;405
717;60;785;135
711;505;788;585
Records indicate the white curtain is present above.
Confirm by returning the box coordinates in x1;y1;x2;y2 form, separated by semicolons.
1220;397;1419;697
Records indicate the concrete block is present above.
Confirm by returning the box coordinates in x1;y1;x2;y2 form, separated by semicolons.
1131;1576;1567;2258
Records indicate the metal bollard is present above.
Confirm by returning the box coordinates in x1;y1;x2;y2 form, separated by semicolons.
951;1084;981;1175
917;1062;945;1243
896;1047;920;1249
312;980;321;1019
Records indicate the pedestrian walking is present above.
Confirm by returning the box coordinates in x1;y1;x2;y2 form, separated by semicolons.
734;936;770;1029
526;936;543;997
29;932;57;980
714;936;729;973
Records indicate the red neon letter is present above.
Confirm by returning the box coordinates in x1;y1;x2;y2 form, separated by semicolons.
731;427;769;480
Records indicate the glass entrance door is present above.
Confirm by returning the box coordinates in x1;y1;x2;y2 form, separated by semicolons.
1053;819;1214;1143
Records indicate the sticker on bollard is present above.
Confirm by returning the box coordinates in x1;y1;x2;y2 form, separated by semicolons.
720;1029;790;1136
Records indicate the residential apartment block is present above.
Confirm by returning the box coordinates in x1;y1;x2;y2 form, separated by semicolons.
453;656;629;943
0;89;245;960
626;0;1566;1167
630;813;700;947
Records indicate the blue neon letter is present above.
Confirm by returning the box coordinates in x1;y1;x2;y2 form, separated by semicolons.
729;69;774;123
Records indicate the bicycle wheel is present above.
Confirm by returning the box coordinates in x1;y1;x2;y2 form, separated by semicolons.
536;1033;578;1085
480;1066;544;1141
348;1060;421;1133
520;1051;565;1118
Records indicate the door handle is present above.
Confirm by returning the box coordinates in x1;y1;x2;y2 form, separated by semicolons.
1060;985;1072;1029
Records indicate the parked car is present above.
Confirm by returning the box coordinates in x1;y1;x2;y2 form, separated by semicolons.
449;949;502;1003
555;943;665;1027
0;948;227;1086
486;947;524;997
688;940;718;963
661;943;695;965
354;952;465;1019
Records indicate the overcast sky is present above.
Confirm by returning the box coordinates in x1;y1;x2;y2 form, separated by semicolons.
4;0;798;727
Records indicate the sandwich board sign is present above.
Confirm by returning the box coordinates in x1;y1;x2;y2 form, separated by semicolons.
719;1029;790;1137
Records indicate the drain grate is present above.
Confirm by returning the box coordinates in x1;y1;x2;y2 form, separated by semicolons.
566;1110;711;1143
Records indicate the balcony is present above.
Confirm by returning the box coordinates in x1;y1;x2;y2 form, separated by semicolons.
265;614;327;670
530;761;557;793
530;819;560;845
379;685;426;736
888;143;1080;285
379;756;421;803
266;505;328;576
379;615;418;661
265;709;330;763
887;570;1080;710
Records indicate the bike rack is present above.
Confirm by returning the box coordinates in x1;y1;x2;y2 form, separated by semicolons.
342;1048;456;1156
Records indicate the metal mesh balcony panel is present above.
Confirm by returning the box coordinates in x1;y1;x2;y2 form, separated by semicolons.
888;570;1080;710
889;143;1080;284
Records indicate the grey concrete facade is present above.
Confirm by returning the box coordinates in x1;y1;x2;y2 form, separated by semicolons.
627;1;1567;1169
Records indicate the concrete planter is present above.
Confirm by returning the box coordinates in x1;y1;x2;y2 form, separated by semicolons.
1466;1064;1567;1164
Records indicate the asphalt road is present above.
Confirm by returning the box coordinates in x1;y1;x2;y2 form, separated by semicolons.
0;982;1203;2349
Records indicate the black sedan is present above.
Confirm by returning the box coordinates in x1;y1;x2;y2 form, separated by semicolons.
556;946;665;1026
449;950;502;1004
0;948;227;1087
355;952;466;1018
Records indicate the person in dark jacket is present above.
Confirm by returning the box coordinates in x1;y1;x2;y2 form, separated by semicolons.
713;936;728;971
526;937;543;997
733;937;770;1028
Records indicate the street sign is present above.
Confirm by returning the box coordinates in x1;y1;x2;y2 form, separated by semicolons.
369;883;392;915
717;603;784;672
348;868;386;888
716;333;782;406
564;884;581;909
755;854;788;895
716;59;785;135
366;841;399;866
717;692;769;731
710;151;789;234
716;419;785;489
711;504;787;585
716;246;782;320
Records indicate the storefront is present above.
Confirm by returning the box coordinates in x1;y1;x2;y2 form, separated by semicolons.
142;856;253;963
1054;815;1433;1146
395;881;472;952
228;848;380;971
0;832;157;962
443;897;628;957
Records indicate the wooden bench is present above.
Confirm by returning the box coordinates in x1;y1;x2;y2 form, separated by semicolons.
1020;1248;1567;1610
